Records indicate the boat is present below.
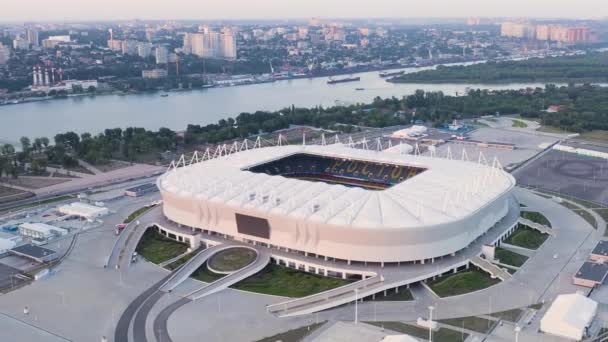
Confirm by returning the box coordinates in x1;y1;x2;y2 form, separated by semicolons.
327;76;361;84
160;94;169;97
379;70;405;78
355;88;365;91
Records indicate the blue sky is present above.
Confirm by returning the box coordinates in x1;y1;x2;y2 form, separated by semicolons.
1;0;605;21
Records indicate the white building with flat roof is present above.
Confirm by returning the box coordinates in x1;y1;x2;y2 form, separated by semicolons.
58;202;108;220
19;223;68;239
0;232;21;253
540;293;597;341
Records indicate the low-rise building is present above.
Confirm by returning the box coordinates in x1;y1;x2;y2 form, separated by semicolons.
58;202;109;220
590;240;608;263
540;293;597;341
573;261;608;288
142;69;168;79
0;232;21;254
19;223;68;239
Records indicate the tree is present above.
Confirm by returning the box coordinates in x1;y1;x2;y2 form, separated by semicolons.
41;137;49;149
19;137;30;152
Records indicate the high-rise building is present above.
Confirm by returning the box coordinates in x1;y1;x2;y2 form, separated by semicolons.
108;39;123;51
12;36;29;50
26;28;39;47
190;32;205;57
467;17;481;26
155;45;169;64
137;42;153;58
182;33;193;54
220;28;237;60
122;40;139;55
185;28;237;60
500;22;535;39
0;43;10;64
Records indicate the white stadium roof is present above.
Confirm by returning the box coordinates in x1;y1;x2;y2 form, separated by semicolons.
159;144;515;228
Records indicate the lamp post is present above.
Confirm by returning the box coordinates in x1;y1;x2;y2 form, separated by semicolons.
428;306;435;342
354;288;359;324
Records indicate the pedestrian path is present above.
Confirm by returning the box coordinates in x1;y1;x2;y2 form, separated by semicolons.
518;217;553;235
186;250;271;300
470;256;511;281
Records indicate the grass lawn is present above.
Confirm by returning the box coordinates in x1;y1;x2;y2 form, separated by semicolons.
366;322;468;342
490;308;524;322
504;226;548;250
511;119;528;128
233;263;352;298
208;247;257;272
191;262;226;283
521;211;551;227
165;248;201;271
124;206;152;224
254;322;325;342
537;126;574;134
495;247;528;267
439;316;495;334
578;130;608;144
136;229;188;264
428;269;501;298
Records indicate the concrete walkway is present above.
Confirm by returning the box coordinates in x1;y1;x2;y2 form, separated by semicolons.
78;159;103;175
186;250;271;300
160;245;232;293
470;256;511;281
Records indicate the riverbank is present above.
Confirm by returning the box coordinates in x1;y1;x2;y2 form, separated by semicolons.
0;58;488;108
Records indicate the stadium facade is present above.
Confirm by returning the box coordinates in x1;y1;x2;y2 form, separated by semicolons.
158;145;518;265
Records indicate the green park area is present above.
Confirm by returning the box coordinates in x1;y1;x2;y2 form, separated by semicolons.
511;119;528;128
191;262;351;298
207;248;257;272
495;247;528;267
233;264;352;297
135;228;188;264
504;226;548;250
521;211;551;227
367;322;468;342
124;206;152;224
427;268;500;297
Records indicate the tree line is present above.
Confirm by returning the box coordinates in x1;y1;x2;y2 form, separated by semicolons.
2;83;607;178
391;52;608;84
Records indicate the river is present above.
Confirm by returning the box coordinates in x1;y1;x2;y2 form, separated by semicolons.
0;64;559;146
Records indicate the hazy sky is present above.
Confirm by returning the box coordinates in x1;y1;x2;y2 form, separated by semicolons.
1;0;606;22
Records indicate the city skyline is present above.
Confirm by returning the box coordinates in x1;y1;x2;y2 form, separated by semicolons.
0;0;606;22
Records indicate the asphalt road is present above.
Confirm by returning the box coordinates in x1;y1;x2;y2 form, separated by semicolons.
153;298;191;342
114;274;172;342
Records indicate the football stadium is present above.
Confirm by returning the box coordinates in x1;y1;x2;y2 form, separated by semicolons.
158;144;518;264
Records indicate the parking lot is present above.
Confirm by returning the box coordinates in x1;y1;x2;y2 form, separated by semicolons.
425;128;561;170
516;149;608;205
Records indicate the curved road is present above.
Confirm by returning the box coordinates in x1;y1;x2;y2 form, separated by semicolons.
114;274;173;342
